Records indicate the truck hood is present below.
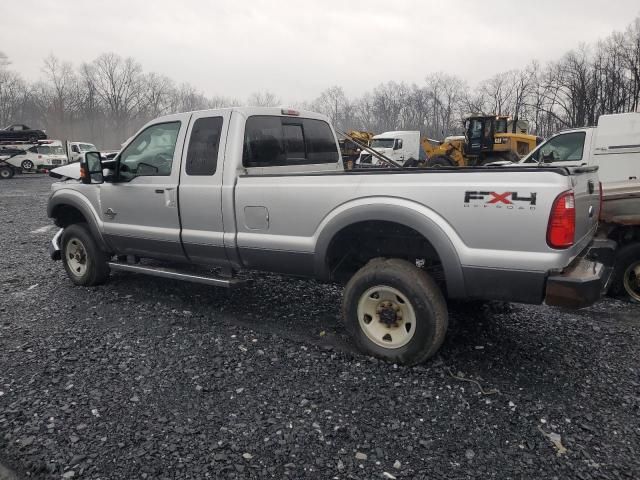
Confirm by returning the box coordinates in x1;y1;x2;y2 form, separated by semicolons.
49;162;81;180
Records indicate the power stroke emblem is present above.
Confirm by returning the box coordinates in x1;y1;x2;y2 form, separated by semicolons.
464;191;537;210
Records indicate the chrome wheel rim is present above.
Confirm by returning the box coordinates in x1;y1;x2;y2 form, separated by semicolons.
623;261;640;302
22;160;33;170
65;237;88;277
357;285;416;349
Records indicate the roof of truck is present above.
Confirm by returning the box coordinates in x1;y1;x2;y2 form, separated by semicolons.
373;131;420;138
154;106;331;123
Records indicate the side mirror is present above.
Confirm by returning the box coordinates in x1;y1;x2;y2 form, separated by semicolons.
81;151;104;184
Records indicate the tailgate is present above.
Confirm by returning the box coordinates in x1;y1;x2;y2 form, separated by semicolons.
566;165;600;244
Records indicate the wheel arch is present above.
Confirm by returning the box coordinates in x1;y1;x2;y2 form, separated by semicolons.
48;191;110;252
314;199;465;298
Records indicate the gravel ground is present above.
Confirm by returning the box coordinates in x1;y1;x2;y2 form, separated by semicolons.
1;175;639;480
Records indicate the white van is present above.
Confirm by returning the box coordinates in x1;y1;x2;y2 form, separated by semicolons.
6;141;68;171
356;131;425;166
521;112;640;184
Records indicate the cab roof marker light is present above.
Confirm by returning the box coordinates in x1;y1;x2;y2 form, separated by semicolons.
281;109;299;116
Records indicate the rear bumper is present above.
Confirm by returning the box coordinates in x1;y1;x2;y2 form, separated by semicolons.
545;238;616;309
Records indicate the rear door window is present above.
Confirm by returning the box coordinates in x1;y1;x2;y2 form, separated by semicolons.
243;116;338;167
185;116;223;175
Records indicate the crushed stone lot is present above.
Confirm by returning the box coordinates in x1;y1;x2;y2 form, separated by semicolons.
0;175;639;480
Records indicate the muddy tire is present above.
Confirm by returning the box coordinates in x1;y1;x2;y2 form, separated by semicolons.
61;223;110;286
427;155;454;168
343;258;448;365
0;166;13;179
609;243;640;303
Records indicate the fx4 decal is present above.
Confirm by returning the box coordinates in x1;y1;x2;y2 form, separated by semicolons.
464;191;537;210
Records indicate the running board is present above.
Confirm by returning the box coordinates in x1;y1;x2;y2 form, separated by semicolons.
107;262;244;288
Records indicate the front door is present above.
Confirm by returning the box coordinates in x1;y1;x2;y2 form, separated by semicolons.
98;114;191;261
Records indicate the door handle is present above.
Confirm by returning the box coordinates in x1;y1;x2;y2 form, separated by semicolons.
155;189;164;194
104;208;117;218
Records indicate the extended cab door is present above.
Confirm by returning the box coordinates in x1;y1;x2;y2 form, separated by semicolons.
98;114;190;261
178;110;231;266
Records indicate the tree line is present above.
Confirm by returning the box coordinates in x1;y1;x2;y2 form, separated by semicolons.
0;16;639;149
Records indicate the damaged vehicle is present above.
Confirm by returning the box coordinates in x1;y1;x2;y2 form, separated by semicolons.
47;107;614;365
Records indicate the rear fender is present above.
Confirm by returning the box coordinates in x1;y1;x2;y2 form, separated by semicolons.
313;198;466;298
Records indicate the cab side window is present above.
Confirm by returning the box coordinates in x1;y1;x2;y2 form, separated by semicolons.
185;117;223;176
242;116;338;167
118;122;181;181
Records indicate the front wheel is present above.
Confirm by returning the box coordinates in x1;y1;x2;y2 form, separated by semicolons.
61;224;110;286
21;159;34;171
610;243;640;303
343;258;448;365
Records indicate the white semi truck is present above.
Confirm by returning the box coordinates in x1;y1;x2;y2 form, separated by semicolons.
356;131;425;167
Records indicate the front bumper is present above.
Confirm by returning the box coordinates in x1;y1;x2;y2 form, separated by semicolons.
49;228;63;260
545;238;616;309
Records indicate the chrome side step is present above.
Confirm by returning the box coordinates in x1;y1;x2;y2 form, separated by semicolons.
107;262;244;288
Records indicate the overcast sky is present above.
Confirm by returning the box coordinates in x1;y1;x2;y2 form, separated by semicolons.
2;0;639;103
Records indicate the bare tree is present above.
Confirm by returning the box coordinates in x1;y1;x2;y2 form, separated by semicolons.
0;51;10;69
85;53;144;138
311;86;349;129
246;91;280;107
141;72;174;118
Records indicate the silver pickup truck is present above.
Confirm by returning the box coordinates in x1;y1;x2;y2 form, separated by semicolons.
47;107;614;365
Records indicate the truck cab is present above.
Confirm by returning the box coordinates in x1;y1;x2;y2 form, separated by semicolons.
522;112;640;183
356;131;423;166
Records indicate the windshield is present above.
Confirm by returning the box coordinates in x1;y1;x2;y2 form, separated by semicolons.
370;138;395;149
37;146;65;155
79;143;96;151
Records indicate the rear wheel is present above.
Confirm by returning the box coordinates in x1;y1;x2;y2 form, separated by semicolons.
61;224;110;286
0;166;13;179
427;155;455;168
610;243;640;303
343;258;448;365
21;159;34;171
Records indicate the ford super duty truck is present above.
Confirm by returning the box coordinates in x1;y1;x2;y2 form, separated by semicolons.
47;107;614;365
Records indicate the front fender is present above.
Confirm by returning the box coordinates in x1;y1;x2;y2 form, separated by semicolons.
48;188;110;252
313;197;466;298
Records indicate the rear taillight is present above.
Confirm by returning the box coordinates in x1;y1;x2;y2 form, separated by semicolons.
547;191;575;249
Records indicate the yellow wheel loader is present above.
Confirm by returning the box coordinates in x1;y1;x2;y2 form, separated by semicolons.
421;115;540;167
